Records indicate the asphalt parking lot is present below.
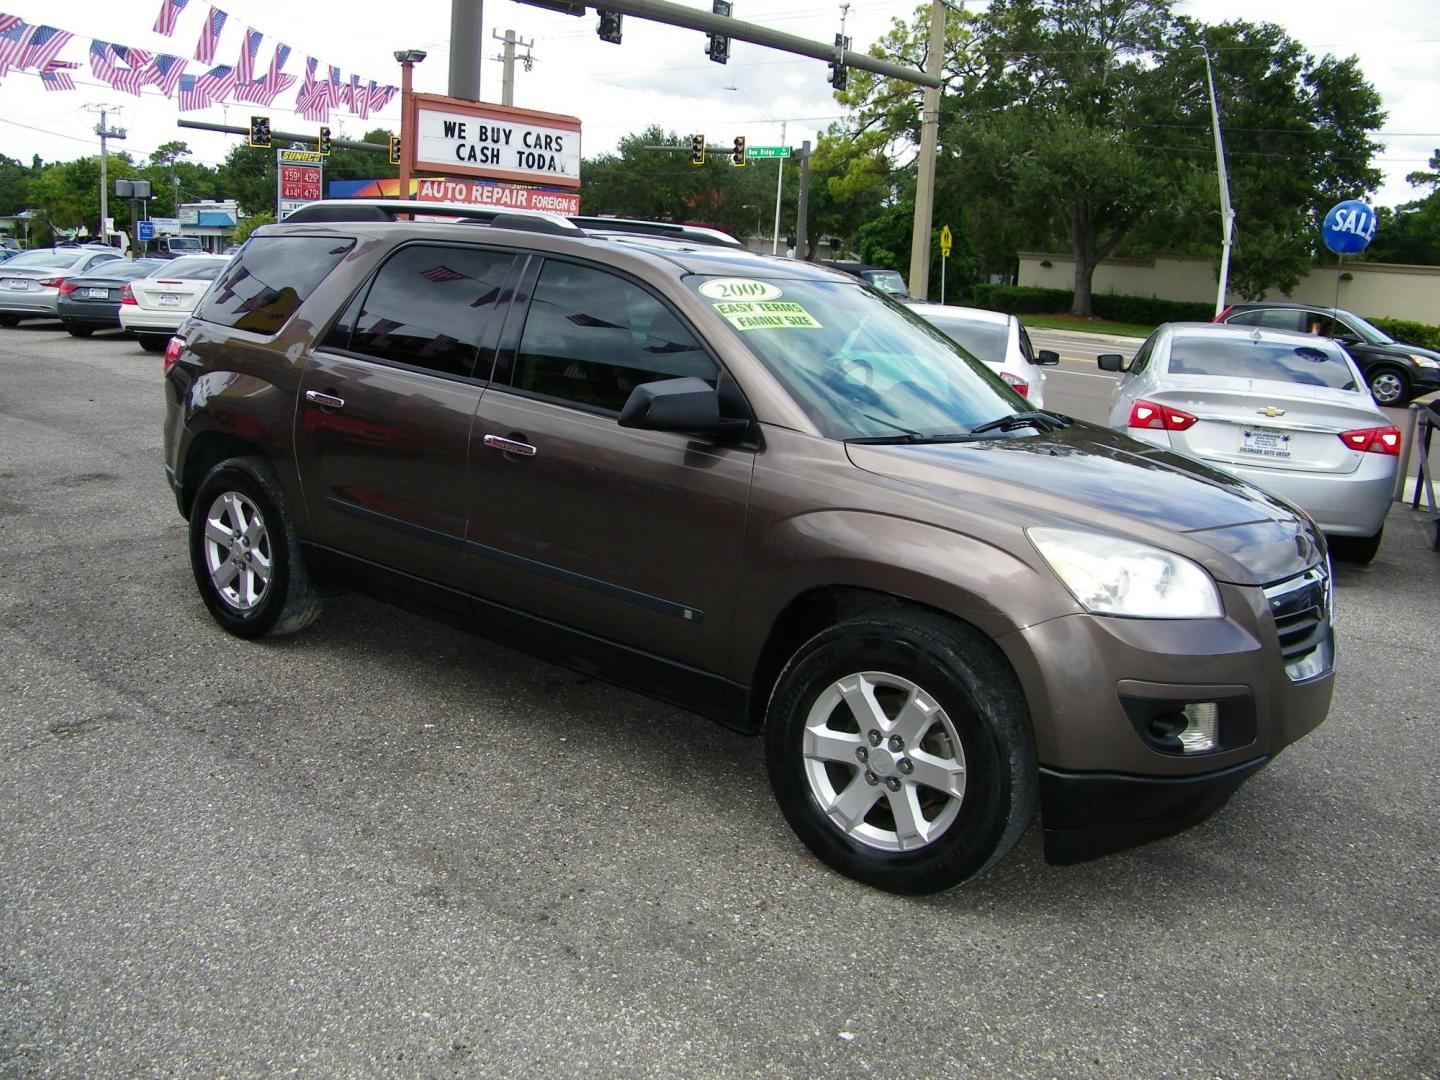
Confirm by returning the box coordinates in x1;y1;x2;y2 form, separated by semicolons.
2;322;1437;1078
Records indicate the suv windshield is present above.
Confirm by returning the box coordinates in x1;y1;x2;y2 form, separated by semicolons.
690;276;1025;439
1339;311;1395;345
1168;336;1359;391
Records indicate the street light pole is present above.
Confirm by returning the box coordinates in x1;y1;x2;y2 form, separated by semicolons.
395;50;428;204
724;85;786;256
907;0;946;300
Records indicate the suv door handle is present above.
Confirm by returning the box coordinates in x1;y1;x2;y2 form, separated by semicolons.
483;434;537;457
304;390;345;410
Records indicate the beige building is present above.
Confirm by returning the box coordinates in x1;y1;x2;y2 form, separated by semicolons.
1018;252;1440;324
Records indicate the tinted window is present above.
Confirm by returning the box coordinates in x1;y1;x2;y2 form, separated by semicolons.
926;315;1009;362
346;245;515;378
513;262;716;412
195;236;355;336
155;257;229;280
1129;333;1158;374
1167;337;1358;390
2;250;75;270
1253;309;1304;333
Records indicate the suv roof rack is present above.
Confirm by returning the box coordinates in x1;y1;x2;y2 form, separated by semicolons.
281;198;584;237
278;200;745;249
571;217;744;249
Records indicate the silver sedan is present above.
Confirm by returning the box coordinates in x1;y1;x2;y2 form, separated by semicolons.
910;303;1058;408
0;246;128;324
1100;322;1398;563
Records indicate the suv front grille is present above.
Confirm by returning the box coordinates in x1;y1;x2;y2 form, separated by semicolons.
1263;564;1333;682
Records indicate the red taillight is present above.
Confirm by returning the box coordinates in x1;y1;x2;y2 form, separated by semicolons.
163;336;184;374
57;279;79;294
1000;372;1030;398
1214;305;1234;324
120;284;136;305
1338;426;1401;455
38;276;66;289
1128;399;1198;431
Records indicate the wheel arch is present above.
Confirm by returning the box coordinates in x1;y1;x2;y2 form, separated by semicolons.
180;431;265;518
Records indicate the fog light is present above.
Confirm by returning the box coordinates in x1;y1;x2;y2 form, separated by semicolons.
1177;702;1219;753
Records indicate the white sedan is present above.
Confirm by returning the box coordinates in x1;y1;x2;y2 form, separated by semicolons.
910;303;1058;407
119;255;231;352
1100;322;1398;563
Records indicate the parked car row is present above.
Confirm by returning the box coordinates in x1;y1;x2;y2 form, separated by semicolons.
0;247;230;350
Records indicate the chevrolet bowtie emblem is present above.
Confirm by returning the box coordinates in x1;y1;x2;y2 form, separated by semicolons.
1258;406;1287;417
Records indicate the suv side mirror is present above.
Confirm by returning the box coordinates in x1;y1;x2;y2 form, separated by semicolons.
1035;349;1060;366
1097;353;1128;372
618;377;745;436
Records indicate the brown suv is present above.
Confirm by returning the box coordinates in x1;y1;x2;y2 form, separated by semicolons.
162;201;1335;894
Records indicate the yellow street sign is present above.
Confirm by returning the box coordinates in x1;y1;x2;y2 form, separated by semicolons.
939;225;953;258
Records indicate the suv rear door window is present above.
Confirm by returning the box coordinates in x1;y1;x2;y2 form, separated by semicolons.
194;235;355;336
510;261;716;412
344;245;515;378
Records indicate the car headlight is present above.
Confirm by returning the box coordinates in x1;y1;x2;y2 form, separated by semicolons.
1406;353;1438;368
1027;528;1224;619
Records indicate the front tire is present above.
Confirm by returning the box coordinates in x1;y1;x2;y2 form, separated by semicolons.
765;611;1037;894
1367;366;1409;407
188;456;321;638
0;315;19;327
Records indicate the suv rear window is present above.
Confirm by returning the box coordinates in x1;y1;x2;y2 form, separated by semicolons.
194;236;355;336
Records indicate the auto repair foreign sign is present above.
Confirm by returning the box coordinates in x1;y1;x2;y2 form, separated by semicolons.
408;93;581;190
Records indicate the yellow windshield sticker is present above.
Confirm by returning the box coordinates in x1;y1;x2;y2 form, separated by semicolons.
714;300;823;331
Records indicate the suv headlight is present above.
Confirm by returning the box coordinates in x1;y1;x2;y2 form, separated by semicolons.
1406;353;1438;368
1027;528;1223;619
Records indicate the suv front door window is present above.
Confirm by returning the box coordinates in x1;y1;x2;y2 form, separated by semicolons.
467;258;753;673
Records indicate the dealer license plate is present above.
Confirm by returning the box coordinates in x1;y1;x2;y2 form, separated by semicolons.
86;288;109;299
6;279;30;290
158;294;181;307
1239;428;1292;459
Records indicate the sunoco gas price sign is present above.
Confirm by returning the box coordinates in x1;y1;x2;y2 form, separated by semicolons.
408;93;581;190
276;148;325;220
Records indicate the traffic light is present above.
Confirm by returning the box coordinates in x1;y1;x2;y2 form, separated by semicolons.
596;9;623;44
730;136;747;167
248;115;271;148
389;136;402;166
317;126;332;156
706;0;730;64
829;34;850;91
690;133;705;166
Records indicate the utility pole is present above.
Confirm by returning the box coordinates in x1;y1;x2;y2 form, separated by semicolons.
450;0;484;100
86;106;126;245
773;120;786;255
491;28;536;107
907;0;946;300
795;139;811;260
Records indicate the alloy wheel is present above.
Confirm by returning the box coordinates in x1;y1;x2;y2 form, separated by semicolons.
201;491;273;612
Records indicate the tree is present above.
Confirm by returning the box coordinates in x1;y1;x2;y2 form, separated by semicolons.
28;154;138;241
1365;149;1440;266
229;212;274;245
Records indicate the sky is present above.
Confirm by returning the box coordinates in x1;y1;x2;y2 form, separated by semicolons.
0;0;1435;209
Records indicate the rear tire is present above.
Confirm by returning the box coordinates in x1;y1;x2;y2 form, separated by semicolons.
65;324;93;338
1331;527;1383;565
137;334;167;353
764;610;1037;894
1367;366;1409;407
188;456;321;639
0;315;19;327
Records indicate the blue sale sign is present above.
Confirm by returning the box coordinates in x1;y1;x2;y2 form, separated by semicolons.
1322;199;1376;255
137;220;155;241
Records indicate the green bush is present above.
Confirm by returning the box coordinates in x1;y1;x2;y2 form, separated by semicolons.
1369;316;1440;352
962;284;1212;324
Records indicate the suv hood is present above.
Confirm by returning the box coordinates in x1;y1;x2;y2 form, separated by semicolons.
1352;340;1440;364
846;421;1323;585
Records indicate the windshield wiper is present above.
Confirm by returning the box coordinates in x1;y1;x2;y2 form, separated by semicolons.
967;410;1072;436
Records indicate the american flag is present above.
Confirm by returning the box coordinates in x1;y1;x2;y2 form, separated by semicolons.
232;78;272;105
152;0;188;36
325;64;343;110
0;20;30;77
193;5;225;64
419;265;469;283
39;59;76;91
145;53;186;98
106;47;148;96
350;74;369;119
19;25;70;71
0;13;22;32
177;72;207;111
235;27;261;84
88;40;116;80
418;334;458;360
363;317;403;347
113;44;154;67
266;42;289;86
194;62;234;103
296;58;327;122
369;83;397;113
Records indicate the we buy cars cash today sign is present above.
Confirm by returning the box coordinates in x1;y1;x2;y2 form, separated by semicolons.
407;93;581;190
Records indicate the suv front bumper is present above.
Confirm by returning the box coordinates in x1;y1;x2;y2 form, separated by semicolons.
997;568;1333;863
